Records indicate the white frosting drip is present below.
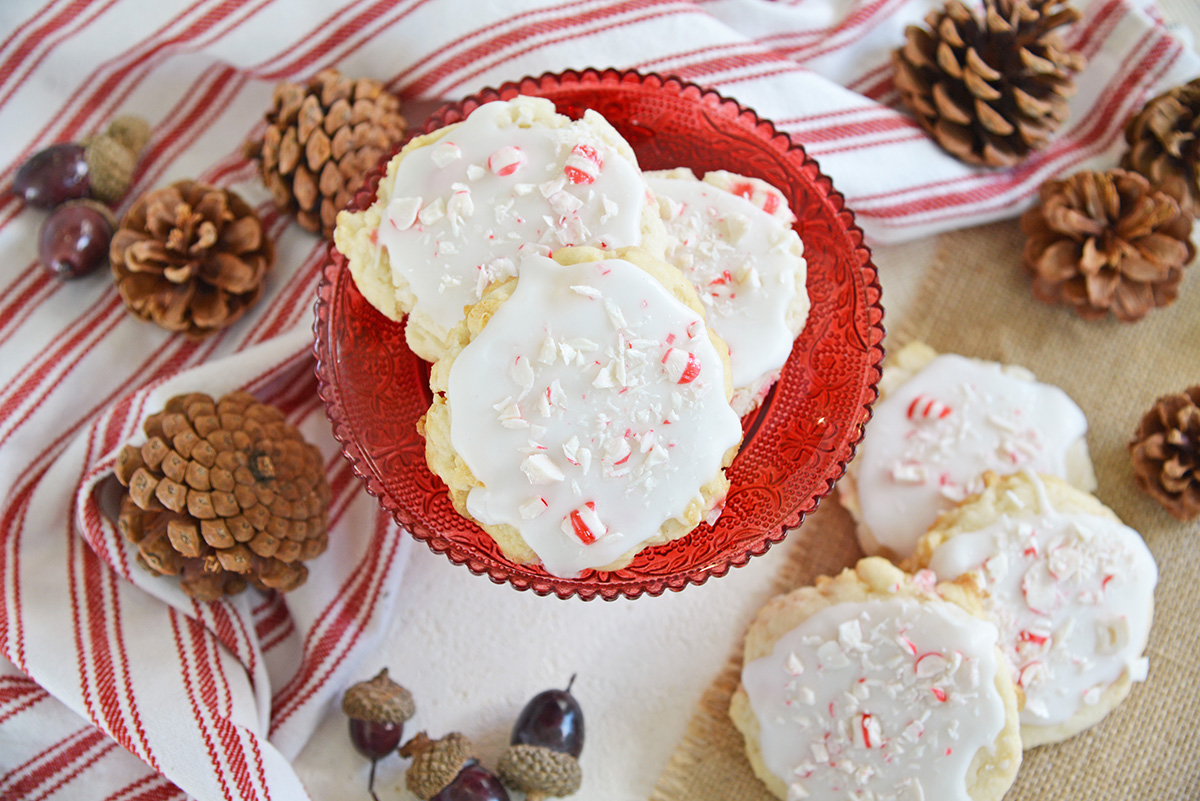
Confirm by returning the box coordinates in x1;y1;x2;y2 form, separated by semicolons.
376;97;648;342
742;599;1006;801
646;171;808;406
928;487;1158;727
855;354;1089;557
447;253;742;577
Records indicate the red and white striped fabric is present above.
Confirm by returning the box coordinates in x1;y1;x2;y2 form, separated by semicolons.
0;1;1195;799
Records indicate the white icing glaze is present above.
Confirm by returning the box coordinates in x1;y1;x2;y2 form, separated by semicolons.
742;598;1006;801
376;96;649;343
855;354;1089;558
446;253;742;577
928;483;1157;727
646;170;808;411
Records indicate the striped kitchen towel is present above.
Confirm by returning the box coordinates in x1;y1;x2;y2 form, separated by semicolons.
0;1;1195;799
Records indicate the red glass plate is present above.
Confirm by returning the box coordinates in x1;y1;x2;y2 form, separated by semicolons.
314;68;883;600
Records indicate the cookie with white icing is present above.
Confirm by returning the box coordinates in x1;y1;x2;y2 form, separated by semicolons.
840;341;1096;560
645;168;809;415
420;245;743;577
334;95;667;362
731;557;1022;801
911;471;1158;748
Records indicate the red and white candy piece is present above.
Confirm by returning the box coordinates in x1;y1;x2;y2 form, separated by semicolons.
488;145;525;176
564;143;602;185
386;196;422;231
519;496;548;519
431;141;462;167
563;501;606;544
662;347;701;384
853;713;881;749
906;394;952;422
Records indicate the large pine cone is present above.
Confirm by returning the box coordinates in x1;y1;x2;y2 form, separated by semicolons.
894;0;1086;167
244;68;407;238
1130;385;1200;521
1122;77;1200;213
111;180;273;339
113;391;332;601
1020;168;1195;321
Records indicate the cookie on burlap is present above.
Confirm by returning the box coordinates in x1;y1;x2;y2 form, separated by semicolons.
420;244;742;578
911;471;1158;748
731;557;1022;801
333;94;666;362
645;168;809;416
839;341;1096;560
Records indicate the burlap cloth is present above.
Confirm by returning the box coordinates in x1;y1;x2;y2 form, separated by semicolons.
652;218;1200;801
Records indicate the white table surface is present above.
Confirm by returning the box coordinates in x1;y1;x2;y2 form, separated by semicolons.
294;2;1199;798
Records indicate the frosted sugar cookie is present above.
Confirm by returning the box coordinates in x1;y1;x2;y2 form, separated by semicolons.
731;557;1021;801
420;245;743;577
645;169;809;415
912;471;1158;747
334;95;666;362
840;341;1096;559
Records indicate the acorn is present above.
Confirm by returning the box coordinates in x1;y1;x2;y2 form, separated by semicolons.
342;669;415;801
79;114;152;204
105;114;153;155
13;115;151;209
496;677;584;800
400;731;509;801
81;132;138;204
496;745;581;800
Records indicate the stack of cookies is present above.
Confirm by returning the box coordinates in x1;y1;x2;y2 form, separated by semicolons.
333;95;810;578
730;343;1158;800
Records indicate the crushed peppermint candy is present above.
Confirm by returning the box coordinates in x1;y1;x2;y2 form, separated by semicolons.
488;145;526;176
927;484;1158;728
646;170;807;412
564;142;602;184
906;395;952;422
371;96;649;347
854;353;1090;559
447;252;741;577
741;598;1007;801
387;196;422;230
431;141;462;167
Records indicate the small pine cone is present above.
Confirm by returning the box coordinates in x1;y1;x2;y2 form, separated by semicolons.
244;68;408;238
399;732;476;800
1130;385;1200;521
1122;77;1200;213
110;180;274;339
498;744;582;799
893;0;1086;167
113;391;332;601
1020;168;1195;321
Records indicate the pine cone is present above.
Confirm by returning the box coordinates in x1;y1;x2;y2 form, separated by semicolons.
1130;385;1200;521
1020;168;1195;321
110;180;273;339
893;0;1086;167
1122;77;1200;213
113;391;332;601
244;68;407;238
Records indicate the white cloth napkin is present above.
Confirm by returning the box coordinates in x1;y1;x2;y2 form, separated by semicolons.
0;1;1195;799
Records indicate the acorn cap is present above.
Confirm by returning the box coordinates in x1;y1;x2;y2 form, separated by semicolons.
497;743;582;799
341;668;415;724
83;134;136;204
399;731;476;800
106;115;152;156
